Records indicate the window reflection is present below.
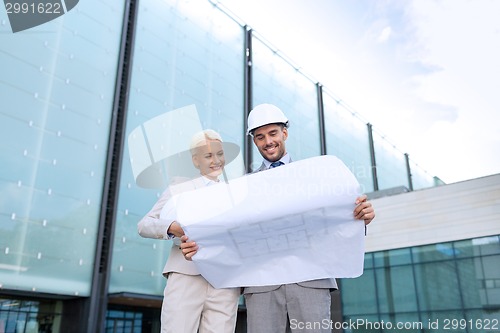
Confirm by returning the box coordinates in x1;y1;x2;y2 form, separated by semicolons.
342;236;500;326
0;0;124;296
251;36;320;169
112;0;244;295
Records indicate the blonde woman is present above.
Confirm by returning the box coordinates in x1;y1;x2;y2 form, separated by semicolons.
138;129;240;333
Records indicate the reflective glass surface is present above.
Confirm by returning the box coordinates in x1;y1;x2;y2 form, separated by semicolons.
342;236;500;331
0;0;124;296
412;242;457;263
372;130;409;190
0;298;62;333
414;260;462;311
409;159;436;190
323;91;374;193
251;37;320;170
111;0;245;294
341;270;378;315
373;248;412;267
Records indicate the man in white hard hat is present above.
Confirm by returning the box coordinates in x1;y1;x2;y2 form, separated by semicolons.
181;104;375;332
243;103;375;333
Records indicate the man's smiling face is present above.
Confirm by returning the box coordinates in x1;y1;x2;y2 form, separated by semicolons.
252;123;288;162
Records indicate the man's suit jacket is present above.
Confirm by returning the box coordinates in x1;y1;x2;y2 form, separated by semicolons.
243;161;338;294
137;176;208;277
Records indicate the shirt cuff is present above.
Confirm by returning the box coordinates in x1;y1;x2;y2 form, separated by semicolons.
165;221;176;240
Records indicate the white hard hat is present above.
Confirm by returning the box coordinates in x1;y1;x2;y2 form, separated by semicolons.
247;104;289;136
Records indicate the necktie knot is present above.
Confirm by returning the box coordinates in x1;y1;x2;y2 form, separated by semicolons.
270;161;284;169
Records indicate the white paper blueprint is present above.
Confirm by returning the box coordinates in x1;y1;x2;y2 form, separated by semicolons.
165;155;366;288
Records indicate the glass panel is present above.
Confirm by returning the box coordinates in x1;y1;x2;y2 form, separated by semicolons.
409;159;435;190
0;298;62;333
375;266;418;313
344;238;500;331
340;269;378;315
456;258;487;308
389;248;412;266
364;253;374;269
251;36;320;170
480;255;500;307
473;236;500;256
105;310;143;333
465;309;500;333
453;236;500;259
453;238;476;258
371;130;409;191
373;248;412;268
111;0;245;295
373;251;386;268
412;243;456;263
0;0;124;296
323;92;374;193
414;261;462;311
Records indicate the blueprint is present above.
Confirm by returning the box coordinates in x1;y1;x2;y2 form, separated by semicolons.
165;155;366;288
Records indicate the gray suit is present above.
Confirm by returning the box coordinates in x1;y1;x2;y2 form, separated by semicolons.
243;160;336;333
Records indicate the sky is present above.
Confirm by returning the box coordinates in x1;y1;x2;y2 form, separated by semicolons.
215;0;500;184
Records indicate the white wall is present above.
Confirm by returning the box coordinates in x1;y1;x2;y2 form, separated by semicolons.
365;174;500;252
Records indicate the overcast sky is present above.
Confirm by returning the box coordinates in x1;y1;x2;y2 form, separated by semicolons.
216;0;500;184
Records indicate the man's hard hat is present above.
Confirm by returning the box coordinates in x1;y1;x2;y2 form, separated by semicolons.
247;104;289;136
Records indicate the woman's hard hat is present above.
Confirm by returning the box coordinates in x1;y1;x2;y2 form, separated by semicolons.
247;104;289;136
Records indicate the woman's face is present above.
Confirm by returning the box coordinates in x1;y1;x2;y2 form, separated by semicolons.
191;139;225;181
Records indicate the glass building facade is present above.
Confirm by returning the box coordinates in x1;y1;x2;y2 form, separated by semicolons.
0;0;124;297
341;236;500;333
1;0;496;332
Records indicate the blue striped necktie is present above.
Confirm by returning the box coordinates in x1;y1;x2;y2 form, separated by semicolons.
270;161;284;168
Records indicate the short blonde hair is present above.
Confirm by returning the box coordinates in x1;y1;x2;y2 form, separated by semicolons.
189;129;223;155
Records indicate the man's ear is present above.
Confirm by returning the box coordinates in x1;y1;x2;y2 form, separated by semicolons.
282;127;288;140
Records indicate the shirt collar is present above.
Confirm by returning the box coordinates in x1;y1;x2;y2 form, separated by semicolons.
262;153;290;169
201;175;220;186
